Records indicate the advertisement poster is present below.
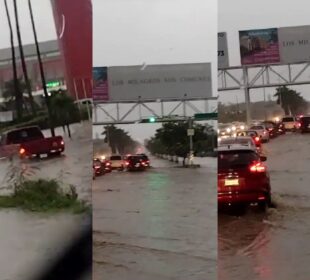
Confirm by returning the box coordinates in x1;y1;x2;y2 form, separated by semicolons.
278;25;310;63
239;28;280;65
218;32;229;68
93;67;109;102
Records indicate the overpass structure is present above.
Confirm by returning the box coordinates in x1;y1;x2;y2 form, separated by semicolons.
218;61;310;124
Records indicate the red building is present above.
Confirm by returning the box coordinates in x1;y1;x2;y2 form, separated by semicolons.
51;0;92;101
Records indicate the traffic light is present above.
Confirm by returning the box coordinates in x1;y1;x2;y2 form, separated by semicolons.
140;117;157;123
149;116;156;123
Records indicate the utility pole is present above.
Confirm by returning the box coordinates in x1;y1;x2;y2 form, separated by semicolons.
28;0;55;136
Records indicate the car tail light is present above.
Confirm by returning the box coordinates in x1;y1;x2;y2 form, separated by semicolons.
19;148;26;155
254;137;260;143
106;162;111;166
125;161;129;166
258;195;266;200
61;140;65;145
297;122;301;128
249;162;266;173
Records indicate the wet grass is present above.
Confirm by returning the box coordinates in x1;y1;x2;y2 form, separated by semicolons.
0;179;90;214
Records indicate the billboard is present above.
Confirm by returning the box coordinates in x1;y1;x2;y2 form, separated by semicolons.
218;32;229;68
278;25;310;63
51;0;92;100
103;63;212;102
93;67;109;102
239;28;280;65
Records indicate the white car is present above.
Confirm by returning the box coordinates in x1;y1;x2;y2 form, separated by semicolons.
218;136;258;152
282;116;297;131
249;124;270;142
109;155;125;171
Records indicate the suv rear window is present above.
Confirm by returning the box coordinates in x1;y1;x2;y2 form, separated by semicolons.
300;117;310;123
218;150;259;169
282;117;294;122
220;138;253;145
110;156;122;160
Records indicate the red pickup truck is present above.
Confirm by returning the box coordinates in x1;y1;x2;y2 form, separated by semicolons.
0;126;65;159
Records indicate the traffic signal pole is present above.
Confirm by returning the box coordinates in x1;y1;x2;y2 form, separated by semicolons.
188;118;194;166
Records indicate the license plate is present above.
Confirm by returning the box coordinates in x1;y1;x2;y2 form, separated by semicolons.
224;179;239;186
40;154;48;159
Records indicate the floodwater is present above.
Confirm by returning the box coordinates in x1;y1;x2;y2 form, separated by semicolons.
219;133;310;280
0;122;92;280
93;157;217;280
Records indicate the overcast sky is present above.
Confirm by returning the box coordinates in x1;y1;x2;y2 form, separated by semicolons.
93;0;217;141
0;0;56;49
219;0;310;104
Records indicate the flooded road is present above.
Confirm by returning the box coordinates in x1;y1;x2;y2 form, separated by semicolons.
93;157;217;280
0;122;91;280
219;133;310;280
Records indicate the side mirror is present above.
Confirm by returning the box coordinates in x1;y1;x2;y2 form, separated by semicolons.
260;155;267;162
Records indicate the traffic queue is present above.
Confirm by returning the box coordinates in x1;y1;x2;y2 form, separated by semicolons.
217;114;310;213
93;153;150;179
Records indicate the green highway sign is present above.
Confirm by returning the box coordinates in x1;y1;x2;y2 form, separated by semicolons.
46;81;61;88
194;113;217;120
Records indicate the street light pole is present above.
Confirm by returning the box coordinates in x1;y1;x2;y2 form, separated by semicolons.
28;0;55;136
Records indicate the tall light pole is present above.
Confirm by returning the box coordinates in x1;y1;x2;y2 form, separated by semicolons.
28;0;55;136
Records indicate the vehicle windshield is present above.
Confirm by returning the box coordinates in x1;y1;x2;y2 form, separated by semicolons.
218;150;259;169
6;127;44;144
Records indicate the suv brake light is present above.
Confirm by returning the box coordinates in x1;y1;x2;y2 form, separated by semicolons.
249;162;266;173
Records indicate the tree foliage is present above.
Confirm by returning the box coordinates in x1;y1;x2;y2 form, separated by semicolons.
274;86;308;115
102;125;139;155
146;122;216;159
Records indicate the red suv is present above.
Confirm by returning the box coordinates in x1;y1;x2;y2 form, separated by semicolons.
218;145;271;211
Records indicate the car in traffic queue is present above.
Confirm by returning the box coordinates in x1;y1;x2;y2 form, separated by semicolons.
218;123;234;138
109;154;125;171
262;121;278;138
125;155;148;171
249;124;270;142
218;143;271;211
136;153;151;167
298;115;310;133
93;158;104;176
236;130;262;154
281;116;298;132
218;136;260;154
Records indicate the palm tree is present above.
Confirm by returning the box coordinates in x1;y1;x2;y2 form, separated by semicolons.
12;0;36;116
274;86;308;115
2;78;27;103
3;0;23;120
50;93;78;138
